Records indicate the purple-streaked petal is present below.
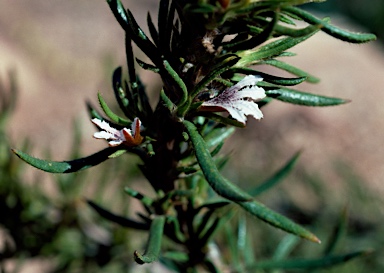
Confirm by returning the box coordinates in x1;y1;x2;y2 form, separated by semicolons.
225;106;247;124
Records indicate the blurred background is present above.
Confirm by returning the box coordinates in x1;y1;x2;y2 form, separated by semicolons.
1;0;383;272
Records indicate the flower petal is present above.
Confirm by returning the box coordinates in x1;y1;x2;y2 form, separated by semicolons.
91;118;121;135
236;100;263;120
200;75;266;124
93;131;115;140
237;87;265;100
225;105;247;124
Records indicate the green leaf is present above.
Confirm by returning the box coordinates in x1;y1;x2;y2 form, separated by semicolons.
124;187;154;208
229;67;307;86
191;56;240;99
195;199;231;213
236;24;320;66
272;234;300;260
161;251;189;263
136;76;153;119
106;0;129;30
147;12;159;46
134;215;166;264
256;59;320;83
283;6;376;43
12;147;120;173
165;216;187;243
163;59;188;106
183;120;251;202
158;0;170;51
246;250;370;270
86;101;104;120
159;0;176;54
112;67;136;120
249;152;300;196
98;93;130;126
126;9;160;66
198;112;245;128
224;13;278;51
199;211;234;247
184;120;320;243
265;88;349;106
238;201;320;243
274;23;323;38
108;149;127;158
323;206;349;255
204;126;236;149
160;88;176;112
87;200;149;230
136;58;159;73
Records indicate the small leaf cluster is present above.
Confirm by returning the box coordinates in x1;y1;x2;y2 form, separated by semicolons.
11;0;376;272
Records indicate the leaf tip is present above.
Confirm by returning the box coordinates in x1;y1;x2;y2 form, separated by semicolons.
310;234;322;244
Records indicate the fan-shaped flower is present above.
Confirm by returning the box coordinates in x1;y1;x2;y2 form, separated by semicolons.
91;117;143;147
200;75;266;124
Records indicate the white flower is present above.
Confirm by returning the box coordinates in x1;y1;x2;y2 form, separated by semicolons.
200;75;266;124
91;117;143;147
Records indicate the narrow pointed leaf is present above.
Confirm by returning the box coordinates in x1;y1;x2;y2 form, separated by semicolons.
136;76;153;118
98;93;130;126
163;1;176;54
238;201;320;243
273;234;300;260
247;250;370;270
112;67;136;120
106;0;129;30
183;120;250;202
225;13;278;51
265;88;349;106
163;59;188;106
125;33;138;103
323;206;349;255
249;152;300;196
147;12;159;46
126;9;160;65
274;23;323;38
195;200;231;212
124;187;154;207
198;112;245;128
87;200;149;230
191;56;240;99
283;6;376;43
204;126;235;149
230;67;307;86
184;120;320;243
134;215;166;264
12;147;120;173
199;216;228;247
257;59;319;83
136;58;159;72
158;0;170;51
236;24;320;66
160;89;176;112
86;101;104;120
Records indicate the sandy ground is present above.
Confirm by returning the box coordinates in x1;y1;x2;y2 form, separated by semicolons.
1;1;383;193
1;1;384;271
